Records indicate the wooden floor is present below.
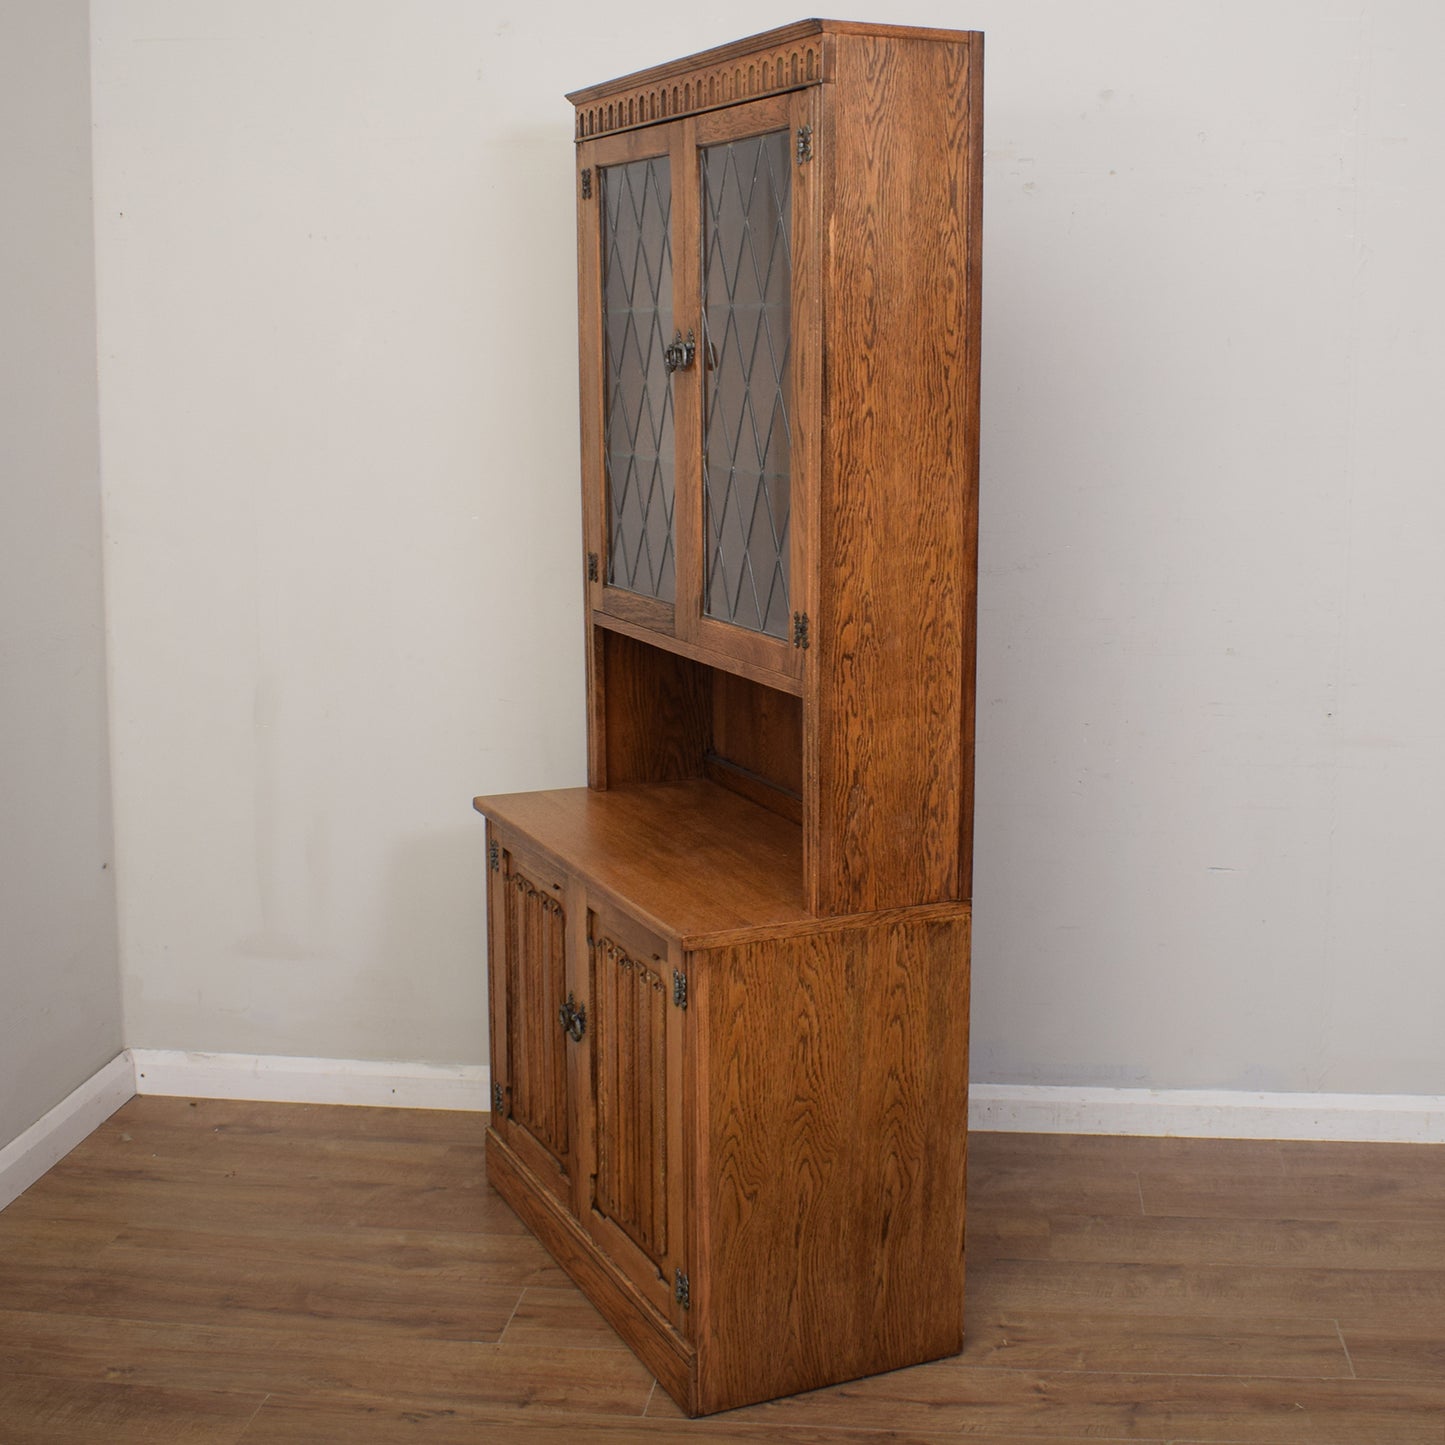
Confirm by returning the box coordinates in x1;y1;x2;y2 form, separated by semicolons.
1;1100;1443;1443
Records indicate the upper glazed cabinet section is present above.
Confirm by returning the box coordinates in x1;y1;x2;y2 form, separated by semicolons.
571;20;983;915
576;84;814;687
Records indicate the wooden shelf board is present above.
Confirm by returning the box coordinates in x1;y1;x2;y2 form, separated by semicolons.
474;779;809;945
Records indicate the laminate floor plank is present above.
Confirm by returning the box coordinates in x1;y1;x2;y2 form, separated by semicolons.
102;1095;489;1145
0;1309;655;1415
970;1212;1445;1271
63;1123;467;1180
1;1164;522;1237
966;1257;1445;1330
958;1307;1351;1378
237;1396;1048;1443
644;1364;1445;1443
970;1131;1289;1174
0;1372;264;1445
98;1218;564;1278
1335;1325;1445;1385
1140;1141;1445;1223
499;1283;636;1352
0;1217;121;1268
965;1146;1147;1218
0;1252;527;1341
2;1101;1443;1441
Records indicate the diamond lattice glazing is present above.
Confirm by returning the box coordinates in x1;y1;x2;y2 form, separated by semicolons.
701;130;792;639
602;156;675;602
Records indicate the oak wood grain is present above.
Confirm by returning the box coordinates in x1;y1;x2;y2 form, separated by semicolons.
590;608;806;697
597;626;711;787
555;37;984;1412
585;904;684;1326
810;29;981;915
474;781;807;944
594;632;805;815
692;910;971;1413
709;668;803;805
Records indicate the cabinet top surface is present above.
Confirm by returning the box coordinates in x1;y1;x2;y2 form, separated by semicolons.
475;780;810;943
565;17;981;106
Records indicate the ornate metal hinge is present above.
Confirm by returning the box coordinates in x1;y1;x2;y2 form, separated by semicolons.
672;969;688;1009
488;840;500;871
580;167;593;199
663;330;696;374
674;1268;691;1310
796;126;813;164
558;993;587;1042
491;1081;504;1114
792;611;811;650
587;551;599;582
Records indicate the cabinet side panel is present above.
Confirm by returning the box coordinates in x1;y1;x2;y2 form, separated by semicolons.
693;910;970;1413
812;34;981;914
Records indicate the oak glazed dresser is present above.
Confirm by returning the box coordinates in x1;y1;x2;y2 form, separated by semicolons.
473;19;983;1416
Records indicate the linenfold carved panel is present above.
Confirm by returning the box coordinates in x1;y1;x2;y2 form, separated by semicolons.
506;870;569;1166
589;934;670;1263
574;42;824;139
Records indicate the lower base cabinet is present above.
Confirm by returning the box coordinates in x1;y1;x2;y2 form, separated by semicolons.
483;804;972;1417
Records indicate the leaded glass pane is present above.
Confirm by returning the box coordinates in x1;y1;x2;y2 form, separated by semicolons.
601;156;675;603
701;130;792;640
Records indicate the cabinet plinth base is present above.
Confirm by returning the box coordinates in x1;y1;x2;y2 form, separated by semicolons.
485;1127;699;1413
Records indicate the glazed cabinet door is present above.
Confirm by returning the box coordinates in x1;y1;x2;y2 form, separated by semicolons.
580;897;689;1330
578;89;816;686
580;124;684;639
486;829;577;1207
689;92;815;681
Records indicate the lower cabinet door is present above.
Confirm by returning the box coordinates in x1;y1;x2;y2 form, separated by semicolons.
487;830;575;1205
583;898;689;1329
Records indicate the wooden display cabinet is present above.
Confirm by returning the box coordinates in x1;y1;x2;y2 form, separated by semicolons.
475;19;982;1416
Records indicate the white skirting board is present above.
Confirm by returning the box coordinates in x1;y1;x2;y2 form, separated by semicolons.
127;1059;1445;1143
8;1056;1444;1214
969;1083;1445;1143
130;1049;491;1112
0;1052;135;1211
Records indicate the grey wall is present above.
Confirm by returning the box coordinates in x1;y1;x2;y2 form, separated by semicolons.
968;1;1445;1096
89;1;1445;1097
0;0;122;1148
